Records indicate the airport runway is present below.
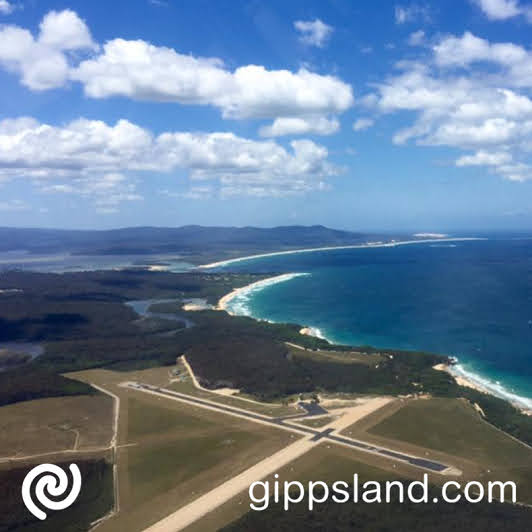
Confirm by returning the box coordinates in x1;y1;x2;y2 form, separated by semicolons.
125;382;450;473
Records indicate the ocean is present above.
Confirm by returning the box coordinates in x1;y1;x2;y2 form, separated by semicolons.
212;238;532;410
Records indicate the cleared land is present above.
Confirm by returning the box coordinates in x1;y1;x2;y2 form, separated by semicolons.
143;436;320;532
0;394;113;460
296;415;337;428
287;344;386;366
347;397;532;503
185;443;447;532
69;369;297;532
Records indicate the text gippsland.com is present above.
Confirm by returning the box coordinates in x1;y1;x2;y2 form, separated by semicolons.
248;474;517;511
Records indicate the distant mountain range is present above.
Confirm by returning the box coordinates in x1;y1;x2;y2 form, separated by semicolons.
0;225;390;262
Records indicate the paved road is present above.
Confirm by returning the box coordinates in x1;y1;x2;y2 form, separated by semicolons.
125;382;451;474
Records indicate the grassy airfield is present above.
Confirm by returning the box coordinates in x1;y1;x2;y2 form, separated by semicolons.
69;367;298;532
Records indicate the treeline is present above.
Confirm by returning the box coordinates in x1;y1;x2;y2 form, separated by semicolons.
0;367;96;406
459;388;532;448
172;311;450;400
0;270;269;404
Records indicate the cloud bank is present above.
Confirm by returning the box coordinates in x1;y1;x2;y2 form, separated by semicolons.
0;117;339;208
369;31;532;181
0;10;352;131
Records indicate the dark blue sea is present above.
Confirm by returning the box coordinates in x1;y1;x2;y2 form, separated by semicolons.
213;238;532;409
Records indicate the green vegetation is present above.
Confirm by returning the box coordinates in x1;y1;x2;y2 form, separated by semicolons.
0;459;113;532
368;397;532;501
296;416;335;428
194;444;532;532
0;395;113;457
223;486;532;532
460;388;532;448
0;349;31;369
1;268;531;453
0;270;272;404
95;389;294;532
0;367;95;406
181;311;449;400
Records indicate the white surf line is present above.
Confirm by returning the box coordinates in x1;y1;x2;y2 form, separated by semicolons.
217;272;309;314
90;383;121;529
197;237;485;269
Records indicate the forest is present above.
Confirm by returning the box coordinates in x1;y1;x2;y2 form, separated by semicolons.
1;269;531;447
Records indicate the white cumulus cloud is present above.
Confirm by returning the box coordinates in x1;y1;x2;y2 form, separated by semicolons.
0;10;353;132
71;39;352;120
408;30;426;46
294;19;333;48
0;9;96;90
259;116;339;137
0;117;339;205
353;118;375;131
472;0;532;21
0;0;14;15
456;150;513;166
369;31;532;181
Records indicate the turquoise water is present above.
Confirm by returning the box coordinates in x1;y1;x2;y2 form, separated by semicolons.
214;238;532;409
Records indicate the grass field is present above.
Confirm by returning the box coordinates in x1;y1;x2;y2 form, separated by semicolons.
124;396;294;507
70;369;299;532
186;397;532;530
0;394;113;459
185;443;434;532
360;397;532;503
288;345;385;366
69;363;300;417
220;444;532;532
295;416;337;428
167;378;300;417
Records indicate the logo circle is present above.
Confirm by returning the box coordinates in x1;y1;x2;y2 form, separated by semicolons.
21;463;82;520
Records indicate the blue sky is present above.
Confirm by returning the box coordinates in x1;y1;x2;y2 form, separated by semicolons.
1;0;532;231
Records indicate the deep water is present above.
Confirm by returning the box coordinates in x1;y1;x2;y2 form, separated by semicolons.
215;238;532;409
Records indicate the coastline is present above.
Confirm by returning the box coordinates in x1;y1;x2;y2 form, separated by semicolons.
217;273;310;316
434;363;532;416
216;273;532;416
217;274;532;417
198;237;485;269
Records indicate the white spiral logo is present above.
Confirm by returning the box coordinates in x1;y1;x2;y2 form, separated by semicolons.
21;463;82;520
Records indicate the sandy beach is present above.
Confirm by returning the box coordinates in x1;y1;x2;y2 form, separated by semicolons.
198;237;484;269
433;363;532;416
433;363;488;394
217;273;308;315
